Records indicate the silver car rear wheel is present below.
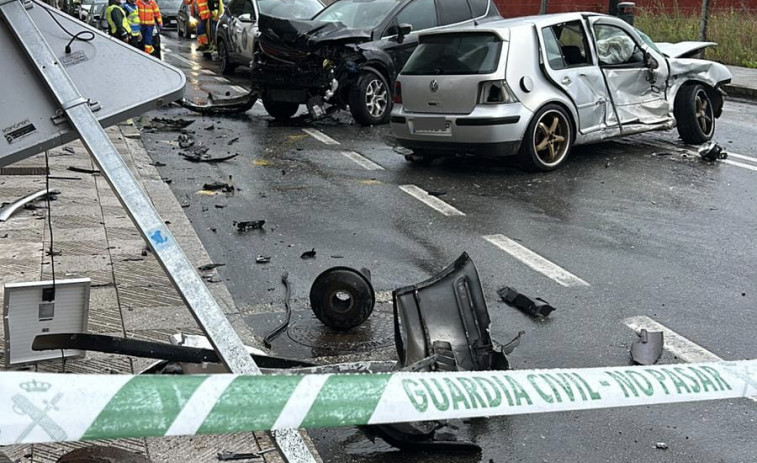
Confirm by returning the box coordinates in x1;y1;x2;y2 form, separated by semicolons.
518;104;573;172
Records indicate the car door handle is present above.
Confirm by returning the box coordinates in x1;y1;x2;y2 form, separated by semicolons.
561;76;572;85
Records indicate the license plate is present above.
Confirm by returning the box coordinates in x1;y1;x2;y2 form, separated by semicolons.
169;19;176;24
411;118;450;135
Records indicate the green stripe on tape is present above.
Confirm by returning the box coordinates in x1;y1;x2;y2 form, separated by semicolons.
198;375;302;434
83;375;206;440
301;374;390;428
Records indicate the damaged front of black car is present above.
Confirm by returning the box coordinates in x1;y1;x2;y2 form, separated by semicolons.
250;0;503;126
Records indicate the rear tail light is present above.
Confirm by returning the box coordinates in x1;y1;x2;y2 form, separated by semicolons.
479;80;518;105
393;81;402;104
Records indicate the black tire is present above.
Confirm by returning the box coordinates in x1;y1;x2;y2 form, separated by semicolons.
349;70;392;126
517;103;573;172
217;38;236;75
310;267;375;331
674;83;715;145
262;99;299;120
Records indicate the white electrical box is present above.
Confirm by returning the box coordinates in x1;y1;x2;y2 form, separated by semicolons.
3;278;90;367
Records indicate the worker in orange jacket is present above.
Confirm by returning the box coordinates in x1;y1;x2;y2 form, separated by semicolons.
185;0;222;52
136;0;162;55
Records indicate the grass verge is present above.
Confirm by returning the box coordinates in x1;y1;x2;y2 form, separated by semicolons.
636;7;757;68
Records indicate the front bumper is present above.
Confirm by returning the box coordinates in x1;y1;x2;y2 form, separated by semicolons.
391;103;533;158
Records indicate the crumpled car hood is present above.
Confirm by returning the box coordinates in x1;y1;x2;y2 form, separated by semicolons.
257;14;373;48
655;41;717;58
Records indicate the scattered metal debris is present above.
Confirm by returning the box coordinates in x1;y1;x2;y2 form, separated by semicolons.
145;117;195;132
67;166;100;175
178;91;257;115
198;263;226;272
228;137;239;146
0;188;60;222
235;220;265;231
182;152;239;163
497;286;556;318
698;142;727;161
300;248;316;259
631;329;664;365
656;442;669;450
263;272;293;348
202;181;234;193
62;146;75;154
217;451;262;461
152;161;167;167
256;255;271;264
205;124;216;131
502;330;526;355
178;133;195;149
310;267;375;330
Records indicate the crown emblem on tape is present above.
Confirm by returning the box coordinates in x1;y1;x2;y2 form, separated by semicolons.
20;380;51;393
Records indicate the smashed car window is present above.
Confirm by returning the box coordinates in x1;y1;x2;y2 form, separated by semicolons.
313;0;400;30
546;21;591;67
635;27;663;54
258;0;323;19
394;0;437;33
402;33;502;75
593;24;644;65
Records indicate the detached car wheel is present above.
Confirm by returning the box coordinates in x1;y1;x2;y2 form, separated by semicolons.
349;71;391;126
263;99;299;120
518;104;573;172
675;83;715;144
217;38;236;75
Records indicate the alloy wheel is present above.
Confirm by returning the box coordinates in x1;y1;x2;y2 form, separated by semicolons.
365;78;388;118
533;110;570;166
695;88;714;136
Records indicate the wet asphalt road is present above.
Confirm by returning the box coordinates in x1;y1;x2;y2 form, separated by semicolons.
146;33;756;462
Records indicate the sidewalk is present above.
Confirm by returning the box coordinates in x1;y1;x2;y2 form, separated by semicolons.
0;123;318;462
725;65;757;100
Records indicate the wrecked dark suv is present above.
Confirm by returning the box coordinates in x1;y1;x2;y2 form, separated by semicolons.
251;0;502;125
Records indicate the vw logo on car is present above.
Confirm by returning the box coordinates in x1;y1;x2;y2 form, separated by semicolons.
429;80;439;93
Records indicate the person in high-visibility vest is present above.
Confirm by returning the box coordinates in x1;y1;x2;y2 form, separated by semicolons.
185;0;210;51
105;0;129;42
122;0;142;49
136;0;162;55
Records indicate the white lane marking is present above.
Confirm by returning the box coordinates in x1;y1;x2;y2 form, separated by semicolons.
623;316;756;400
230;85;248;93
169;53;196;67
341;151;384;171
272;375;330;430
483;234;589;287
723;159;757;172
302;128;340;145
163;47;173;53
214;76;230;83
623;316;721;362
165;375;236;436
399;185;465;217
725;152;757;164
200;69;215;75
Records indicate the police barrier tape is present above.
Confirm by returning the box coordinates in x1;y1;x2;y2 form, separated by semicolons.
1;360;756;445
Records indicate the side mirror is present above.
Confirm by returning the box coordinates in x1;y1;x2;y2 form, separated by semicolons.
397;23;412;43
238;13;254;23
645;52;659;70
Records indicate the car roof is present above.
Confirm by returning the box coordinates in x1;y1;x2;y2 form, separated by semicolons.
418;12;604;39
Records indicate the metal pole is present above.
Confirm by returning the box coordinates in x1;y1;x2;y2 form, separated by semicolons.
0;2;316;461
540;0;548;14
699;0;711;41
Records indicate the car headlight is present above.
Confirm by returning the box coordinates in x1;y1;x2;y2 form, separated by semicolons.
479;81;519;105
189;17;198;25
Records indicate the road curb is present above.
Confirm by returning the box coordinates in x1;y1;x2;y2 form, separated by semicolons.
724;83;757;101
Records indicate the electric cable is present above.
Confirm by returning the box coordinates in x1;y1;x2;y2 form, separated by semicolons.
33;0;95;53
44;150;56;295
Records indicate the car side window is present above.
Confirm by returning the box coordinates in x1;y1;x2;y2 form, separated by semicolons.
227;0;243;16
437;0;472;25
467;0;488;17
593;24;645;66
389;0;438;36
542;21;592;69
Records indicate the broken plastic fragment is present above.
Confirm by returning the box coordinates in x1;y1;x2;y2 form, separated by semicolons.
698;142;727;161
497;286;556;318
630;329;663;365
256;255;271;264
234;220;265;231
197;263;225;272
301;248;316;259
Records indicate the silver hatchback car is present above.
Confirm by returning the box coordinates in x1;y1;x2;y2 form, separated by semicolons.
390;13;732;170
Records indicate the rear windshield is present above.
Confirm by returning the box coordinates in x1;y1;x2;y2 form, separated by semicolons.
402;33;502;75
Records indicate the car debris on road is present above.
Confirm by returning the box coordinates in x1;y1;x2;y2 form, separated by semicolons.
698;141;728;161
497;286;557;318
631;329;664;365
234;220;265;231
